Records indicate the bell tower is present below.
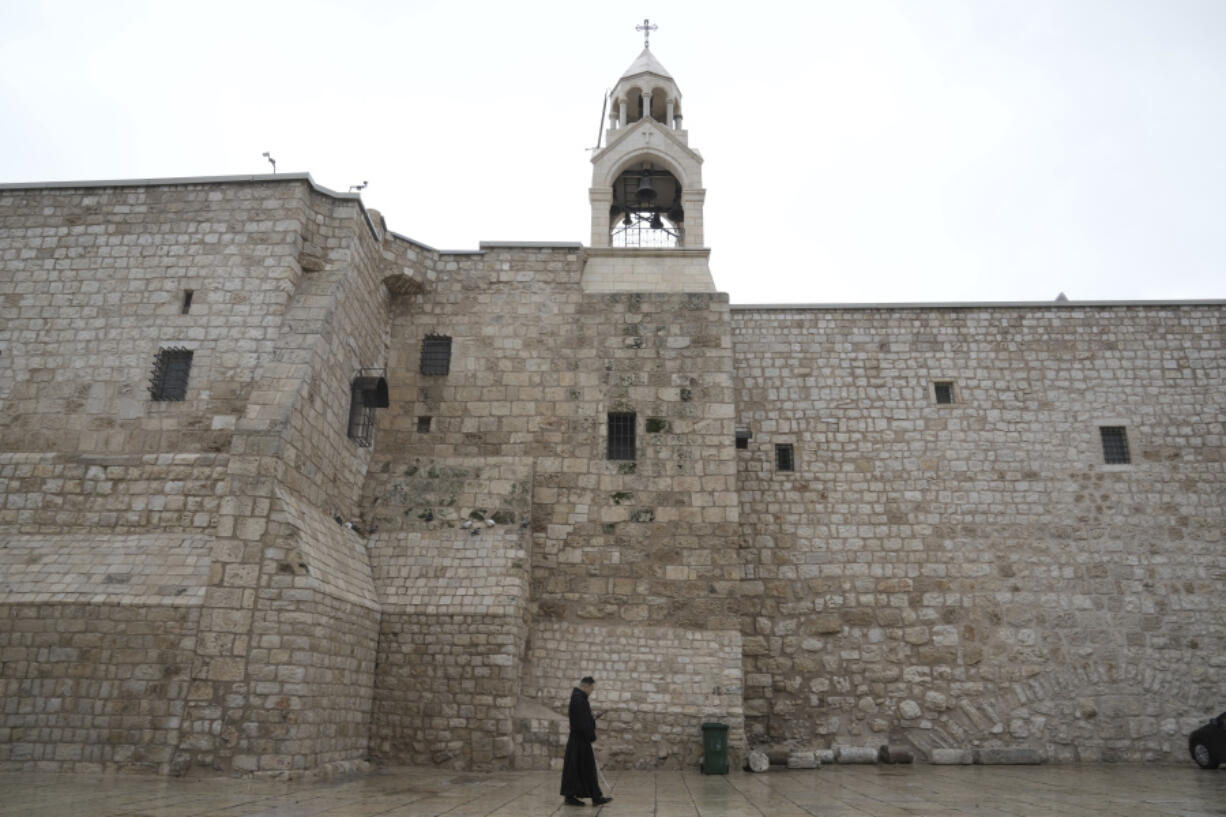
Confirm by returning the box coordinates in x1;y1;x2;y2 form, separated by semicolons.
583;22;715;292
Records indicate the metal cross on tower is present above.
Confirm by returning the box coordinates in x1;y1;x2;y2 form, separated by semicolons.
636;18;658;49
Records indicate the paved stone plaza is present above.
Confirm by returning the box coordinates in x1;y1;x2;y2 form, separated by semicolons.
1;764;1224;817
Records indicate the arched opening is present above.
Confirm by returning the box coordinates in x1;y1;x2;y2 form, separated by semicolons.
625;86;644;124
649;86;670;124
608;160;684;248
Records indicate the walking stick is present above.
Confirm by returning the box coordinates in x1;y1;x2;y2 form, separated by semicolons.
594;749;613;794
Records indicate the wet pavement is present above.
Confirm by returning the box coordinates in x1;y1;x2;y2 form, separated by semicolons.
1;763;1224;816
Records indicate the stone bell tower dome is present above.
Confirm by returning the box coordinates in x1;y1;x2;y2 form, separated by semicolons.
583;23;715;293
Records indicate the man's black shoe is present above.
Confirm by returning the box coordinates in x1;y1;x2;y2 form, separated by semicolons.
564;796;585;806
592;795;613;805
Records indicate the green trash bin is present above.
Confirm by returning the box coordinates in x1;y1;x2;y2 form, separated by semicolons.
700;722;729;774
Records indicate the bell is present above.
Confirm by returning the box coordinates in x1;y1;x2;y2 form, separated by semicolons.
635;173;657;203
649;212;663;230
622;212;633;227
666;204;684;223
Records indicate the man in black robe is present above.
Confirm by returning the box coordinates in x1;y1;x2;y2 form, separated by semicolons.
560;676;612;806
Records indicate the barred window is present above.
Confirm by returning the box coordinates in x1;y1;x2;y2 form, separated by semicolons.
417;416;432;433
934;381;954;405
775;443;795;472
348;384;375;447
1100;426;1130;464
149;348;193;401
420;335;452;375
607;412;636;460
348;373;389;448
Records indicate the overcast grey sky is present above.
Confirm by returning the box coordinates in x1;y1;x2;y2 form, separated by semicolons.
2;0;1223;304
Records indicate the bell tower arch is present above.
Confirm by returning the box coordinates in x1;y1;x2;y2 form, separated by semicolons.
583;32;714;292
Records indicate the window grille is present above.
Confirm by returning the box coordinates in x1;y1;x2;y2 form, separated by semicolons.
934;381;954;404
775;443;795;472
1100;426;1130;464
149;348;193;401
417;416;432;433
420;335;452;375
607;412;636;460
348;384;375;447
347;371;388;448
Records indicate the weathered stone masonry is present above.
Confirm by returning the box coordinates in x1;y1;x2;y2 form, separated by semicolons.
1;176;747;774
0;50;1223;776
732;304;1225;761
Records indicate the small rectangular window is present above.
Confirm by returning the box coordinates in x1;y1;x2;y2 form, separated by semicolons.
607;412;636;460
934;381;954;404
417;416;432;433
181;290;194;314
1100;426;1130;464
775;443;794;472
735;426;751;450
149;348;193;401
421;335;452;375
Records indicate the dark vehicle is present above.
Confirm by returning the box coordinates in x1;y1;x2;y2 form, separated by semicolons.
1189;711;1226;769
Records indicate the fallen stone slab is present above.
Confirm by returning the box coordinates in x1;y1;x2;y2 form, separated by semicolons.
787;750;820;769
877;745;914;764
746;750;770;773
975;747;1045;765
929;748;974;765
834;746;878;764
816;749;835;765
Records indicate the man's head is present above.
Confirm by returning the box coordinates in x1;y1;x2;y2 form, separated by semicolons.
580;676;595;693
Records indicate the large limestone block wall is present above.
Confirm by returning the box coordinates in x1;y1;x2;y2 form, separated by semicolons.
0;534;210;773
370;245;743;767
220;489;379;775
0;181;308;455
732;303;1226;761
521;621;744;770
0;453;228;534
168;180;412;776
377;244;741;628
1;177;426;776
362;458;533;769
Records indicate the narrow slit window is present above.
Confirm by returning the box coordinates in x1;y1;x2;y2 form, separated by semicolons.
420;335;452;375
149;348;193;401
775;443;795;472
934;381;954;404
607;412;636;460
181;290;194;314
1100;426;1130;464
417;416;432;433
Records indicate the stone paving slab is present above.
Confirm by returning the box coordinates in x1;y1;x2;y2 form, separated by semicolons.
0;764;1224;817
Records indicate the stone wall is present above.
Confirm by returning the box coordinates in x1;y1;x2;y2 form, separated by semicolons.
5;173;1222;775
0;453;227;533
0;181;306;455
732;303;1226;761
369;245;746;766
167;180;408;775
522;621;745;770
0;531;208;774
374;244;742;630
0;178;421;775
363;458;533;769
